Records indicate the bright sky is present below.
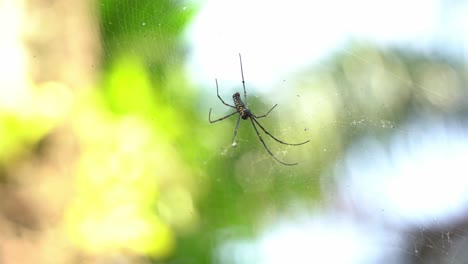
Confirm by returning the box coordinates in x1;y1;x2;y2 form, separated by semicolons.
186;0;467;93
340;118;468;224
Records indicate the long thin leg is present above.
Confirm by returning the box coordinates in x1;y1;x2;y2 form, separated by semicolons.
231;115;241;146
239;54;247;107
253;104;278;119
252;117;310;146
209;108;238;123
215;78;236;108
250;118;297;166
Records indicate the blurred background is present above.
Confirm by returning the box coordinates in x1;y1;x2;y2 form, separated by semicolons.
1;0;468;263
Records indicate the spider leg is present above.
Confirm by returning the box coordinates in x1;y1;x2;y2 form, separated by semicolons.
253;104;278;119
249;117;298;166
231;115;241;146
209;108;238;123
239;54;247;107
215;79;236;108
251;117;310;146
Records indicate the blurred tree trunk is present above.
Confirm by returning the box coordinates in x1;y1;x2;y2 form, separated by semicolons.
0;0;99;263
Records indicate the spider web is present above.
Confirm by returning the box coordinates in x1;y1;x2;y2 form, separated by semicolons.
74;0;468;263
186;1;468;264
7;0;467;263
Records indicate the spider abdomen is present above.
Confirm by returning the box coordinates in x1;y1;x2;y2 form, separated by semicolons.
233;92;250;119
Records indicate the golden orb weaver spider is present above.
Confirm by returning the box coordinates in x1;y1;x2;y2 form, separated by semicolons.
208;54;310;165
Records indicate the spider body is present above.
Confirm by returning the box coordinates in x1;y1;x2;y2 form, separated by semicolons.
208;54;309;165
233;92;251;120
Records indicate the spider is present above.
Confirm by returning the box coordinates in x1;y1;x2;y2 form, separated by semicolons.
208;54;310;166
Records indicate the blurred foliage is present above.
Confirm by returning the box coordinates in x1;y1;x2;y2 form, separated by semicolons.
1;0;468;263
66;0;202;260
67;58;183;257
99;0;197;73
